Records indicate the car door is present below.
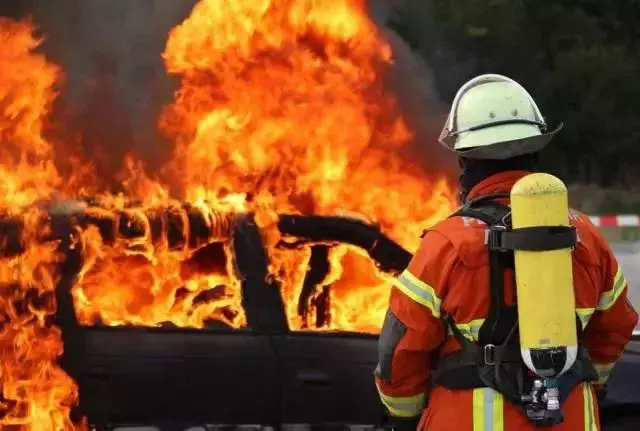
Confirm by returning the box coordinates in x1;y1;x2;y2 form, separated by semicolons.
274;331;384;426
269;241;386;426
599;336;640;430
62;215;288;428
76;326;281;427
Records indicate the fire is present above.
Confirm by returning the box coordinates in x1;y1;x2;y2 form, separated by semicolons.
161;0;455;331
0;18;61;214
0;0;457;429
72;204;243;328
0;18;80;430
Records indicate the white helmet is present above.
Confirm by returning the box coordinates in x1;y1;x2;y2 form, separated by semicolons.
438;74;562;160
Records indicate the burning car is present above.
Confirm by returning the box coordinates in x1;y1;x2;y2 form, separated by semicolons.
0;2;454;427
8;207;410;429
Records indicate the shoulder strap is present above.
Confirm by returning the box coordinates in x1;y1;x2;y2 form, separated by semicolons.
449;193;515;347
450;193;511;226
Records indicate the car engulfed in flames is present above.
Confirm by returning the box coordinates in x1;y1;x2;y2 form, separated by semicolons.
0;0;456;429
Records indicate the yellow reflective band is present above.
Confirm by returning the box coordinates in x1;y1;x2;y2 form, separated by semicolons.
582;384;598;431
393;270;442;317
597;266;628;311
448;318;485;342
576;307;595;330
594;362;615;385
375;382;425;418
472;388;504;431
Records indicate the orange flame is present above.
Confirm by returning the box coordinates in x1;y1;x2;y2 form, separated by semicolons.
160;0;455;331
0;18;81;430
0;18;61;214
0;1;457;429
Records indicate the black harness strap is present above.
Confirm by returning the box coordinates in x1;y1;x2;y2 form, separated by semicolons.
499;226;577;251
451;193;513;345
433;314;524;393
453;193;511;225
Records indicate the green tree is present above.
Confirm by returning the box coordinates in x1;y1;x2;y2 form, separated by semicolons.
389;0;640;188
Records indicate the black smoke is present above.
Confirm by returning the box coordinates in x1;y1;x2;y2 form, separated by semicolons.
6;0;454;189
370;0;456;176
0;0;32;19
30;0;196;187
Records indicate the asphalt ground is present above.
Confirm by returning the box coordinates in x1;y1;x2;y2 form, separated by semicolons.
612;242;640;332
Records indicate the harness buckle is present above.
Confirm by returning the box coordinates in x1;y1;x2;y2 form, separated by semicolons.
483;344;496;365
487;225;508;252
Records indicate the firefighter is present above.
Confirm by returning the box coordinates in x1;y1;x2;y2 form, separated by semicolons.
374;74;639;430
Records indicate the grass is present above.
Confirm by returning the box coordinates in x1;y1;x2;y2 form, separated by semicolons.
599;227;640;243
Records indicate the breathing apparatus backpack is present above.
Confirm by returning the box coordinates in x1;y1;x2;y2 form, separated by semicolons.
431;173;598;427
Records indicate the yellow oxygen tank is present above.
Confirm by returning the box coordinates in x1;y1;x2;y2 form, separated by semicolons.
510;173;577;378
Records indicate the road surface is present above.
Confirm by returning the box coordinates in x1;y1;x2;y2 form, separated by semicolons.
612;242;640;333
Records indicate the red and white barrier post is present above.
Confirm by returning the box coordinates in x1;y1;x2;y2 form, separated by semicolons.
588;215;640;228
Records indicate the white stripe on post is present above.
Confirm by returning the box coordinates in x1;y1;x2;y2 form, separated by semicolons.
617;215;640;227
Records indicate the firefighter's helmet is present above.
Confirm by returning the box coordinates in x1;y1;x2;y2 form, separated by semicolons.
439;74;563;159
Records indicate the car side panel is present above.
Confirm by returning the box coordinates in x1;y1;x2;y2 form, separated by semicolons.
274;332;384;426
76;328;280;427
602;339;640;405
600;338;640;430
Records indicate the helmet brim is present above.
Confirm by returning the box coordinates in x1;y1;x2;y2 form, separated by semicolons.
442;123;563;160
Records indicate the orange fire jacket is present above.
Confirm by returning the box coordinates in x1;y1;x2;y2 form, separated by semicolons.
375;171;639;431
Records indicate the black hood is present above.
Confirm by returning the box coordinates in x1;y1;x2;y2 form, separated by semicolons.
458;154;539;203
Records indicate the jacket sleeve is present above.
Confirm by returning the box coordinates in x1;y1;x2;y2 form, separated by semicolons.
374;230;457;420
582;242;639;388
